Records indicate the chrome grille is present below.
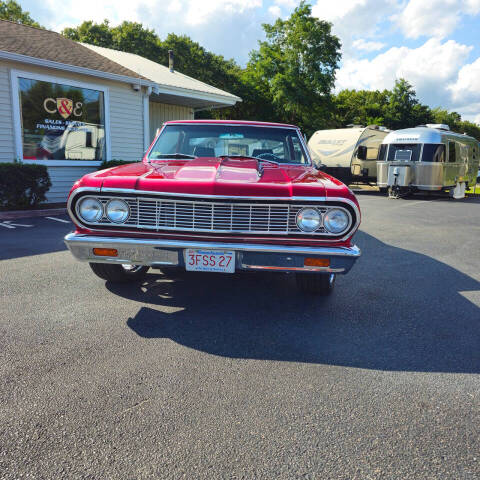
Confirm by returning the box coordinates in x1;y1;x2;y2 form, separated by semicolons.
90;196;352;236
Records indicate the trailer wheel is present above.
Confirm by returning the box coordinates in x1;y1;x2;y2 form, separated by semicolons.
89;263;149;283
296;273;336;295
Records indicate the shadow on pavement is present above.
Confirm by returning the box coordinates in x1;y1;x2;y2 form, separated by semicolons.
105;231;480;374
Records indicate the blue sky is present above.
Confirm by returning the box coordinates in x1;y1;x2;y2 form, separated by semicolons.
20;0;480;123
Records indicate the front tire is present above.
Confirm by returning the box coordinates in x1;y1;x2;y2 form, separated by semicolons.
89;263;149;283
296;273;336;295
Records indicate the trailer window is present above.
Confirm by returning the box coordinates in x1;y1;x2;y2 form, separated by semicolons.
387;144;421;162
421;144;445;162
377;144;387;161
448;142;456;163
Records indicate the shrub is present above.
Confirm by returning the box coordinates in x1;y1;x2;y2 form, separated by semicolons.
97;159;134;170
0;163;52;210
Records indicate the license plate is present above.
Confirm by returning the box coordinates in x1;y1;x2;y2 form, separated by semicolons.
185;249;235;273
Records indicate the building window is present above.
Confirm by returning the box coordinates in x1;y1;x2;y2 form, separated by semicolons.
18;77;106;161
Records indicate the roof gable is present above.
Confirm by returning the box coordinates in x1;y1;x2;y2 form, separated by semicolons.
0;19;147;80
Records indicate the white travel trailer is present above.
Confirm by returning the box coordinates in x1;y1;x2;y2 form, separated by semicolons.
377;124;480;199
308;125;389;183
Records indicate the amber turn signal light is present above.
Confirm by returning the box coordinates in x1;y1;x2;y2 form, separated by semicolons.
304;257;330;267
93;248;118;257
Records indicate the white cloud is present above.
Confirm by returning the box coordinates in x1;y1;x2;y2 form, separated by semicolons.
45;0;264;28
352;39;386;52
268;5;282;17
169;0;263;27
138;0;265;62
41;0;131;28
336;38;472;108
273;0;299;7
311;0;400;56
394;0;480;39
447;57;480;122
40;0;265;64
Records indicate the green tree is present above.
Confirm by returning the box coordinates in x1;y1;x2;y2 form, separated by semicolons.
0;0;41;27
63;20;166;62
333;89;389;127
384;78;433;129
111;21;166;62
431;107;461;127
245;1;341;133
62;20;113;47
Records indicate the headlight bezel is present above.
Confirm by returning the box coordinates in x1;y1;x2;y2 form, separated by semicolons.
323;207;350;234
105;199;130;224
77;197;103;223
296;207;322;233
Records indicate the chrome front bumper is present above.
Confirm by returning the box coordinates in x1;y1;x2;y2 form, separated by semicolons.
64;233;361;274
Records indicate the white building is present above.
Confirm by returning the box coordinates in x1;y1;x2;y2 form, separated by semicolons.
0;20;240;203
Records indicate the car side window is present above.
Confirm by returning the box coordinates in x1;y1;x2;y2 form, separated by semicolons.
448;142;456;163
291;136;306;163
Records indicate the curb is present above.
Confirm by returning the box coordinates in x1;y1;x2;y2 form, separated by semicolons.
0;207;67;220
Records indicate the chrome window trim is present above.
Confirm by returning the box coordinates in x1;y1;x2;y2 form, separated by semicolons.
67;187;360;242
147;122;313;166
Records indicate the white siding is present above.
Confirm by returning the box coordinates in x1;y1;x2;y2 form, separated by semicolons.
0;62;15;162
46;166;96;203
149;102;193;141
109;83;144;161
0;60;195;203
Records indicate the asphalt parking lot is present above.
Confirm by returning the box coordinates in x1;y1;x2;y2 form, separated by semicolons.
0;194;479;479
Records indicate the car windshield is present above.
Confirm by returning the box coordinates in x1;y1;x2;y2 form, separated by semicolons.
148;124;309;164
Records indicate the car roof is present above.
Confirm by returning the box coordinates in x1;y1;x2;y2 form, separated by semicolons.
164;119;299;129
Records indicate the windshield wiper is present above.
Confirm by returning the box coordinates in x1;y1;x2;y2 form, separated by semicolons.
151;153;196;159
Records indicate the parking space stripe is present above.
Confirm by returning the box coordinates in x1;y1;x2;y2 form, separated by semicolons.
46;217;71;224
0;221;33;229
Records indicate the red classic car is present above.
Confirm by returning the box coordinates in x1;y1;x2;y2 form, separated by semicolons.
64;120;361;294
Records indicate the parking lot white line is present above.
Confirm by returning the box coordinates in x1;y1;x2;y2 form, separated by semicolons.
0;221;33;229
0;222;15;229
46;217;71;224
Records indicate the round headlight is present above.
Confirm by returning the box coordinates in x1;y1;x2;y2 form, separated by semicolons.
324;208;349;234
78;197;103;222
296;207;321;232
106;199;130;223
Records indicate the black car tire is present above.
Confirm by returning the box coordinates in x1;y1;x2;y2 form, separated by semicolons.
296;272;336;295
89;263;149;283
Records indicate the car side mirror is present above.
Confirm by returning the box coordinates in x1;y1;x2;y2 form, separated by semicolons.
356;145;368;160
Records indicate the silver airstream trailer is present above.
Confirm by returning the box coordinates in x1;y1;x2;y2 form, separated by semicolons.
377;124;480;199
308;125;389;183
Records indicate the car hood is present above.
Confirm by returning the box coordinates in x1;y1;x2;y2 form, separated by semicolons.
90;157;350;198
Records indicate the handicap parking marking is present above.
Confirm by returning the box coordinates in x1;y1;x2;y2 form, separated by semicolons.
46;216;71;224
0;220;34;229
